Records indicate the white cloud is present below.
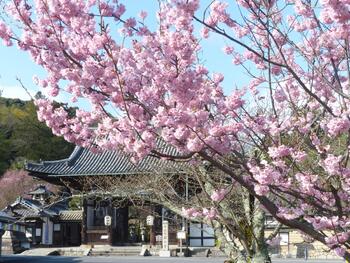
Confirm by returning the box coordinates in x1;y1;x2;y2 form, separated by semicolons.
0;85;36;101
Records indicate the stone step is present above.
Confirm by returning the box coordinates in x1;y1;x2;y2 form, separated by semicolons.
189;248;226;257
89;252;141;256
90;249;141;253
89;252;140;256
20;247;90;257
88;246;142;256
20;248;58;256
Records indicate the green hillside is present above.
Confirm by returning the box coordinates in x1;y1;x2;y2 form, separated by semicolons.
0;95;75;175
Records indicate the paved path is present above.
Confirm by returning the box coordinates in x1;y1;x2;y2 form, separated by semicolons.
0;256;345;263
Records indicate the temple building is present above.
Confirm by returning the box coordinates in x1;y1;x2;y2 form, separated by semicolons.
25;144;215;248
2;185;82;249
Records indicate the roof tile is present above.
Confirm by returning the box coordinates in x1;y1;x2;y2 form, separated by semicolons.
25;142;189;177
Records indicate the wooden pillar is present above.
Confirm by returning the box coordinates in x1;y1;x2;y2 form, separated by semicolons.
31;225;36;246
107;202;113;246
121;206;129;243
114;206;129;244
154;205;163;236
124;207;129;242
60;223;64;246
150;205;162;246
0;230;4;256
81;198;87;244
150;225;156;246
149;204;156;246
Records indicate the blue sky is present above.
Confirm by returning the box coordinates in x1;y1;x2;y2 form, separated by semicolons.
0;1;248;105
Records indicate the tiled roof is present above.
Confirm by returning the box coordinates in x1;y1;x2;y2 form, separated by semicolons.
3;197;68;220
0;211;15;223
25;140;189;178
28;185;54;196
58;210;83;221
11;209;42;219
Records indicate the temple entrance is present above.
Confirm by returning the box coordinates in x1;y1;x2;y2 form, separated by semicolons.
127;206;150;244
110;205;160;245
112;207;129;244
83;198;168;246
59;222;81;246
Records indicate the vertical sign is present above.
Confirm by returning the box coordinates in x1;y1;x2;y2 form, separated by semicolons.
162;220;169;251
104;216;112;226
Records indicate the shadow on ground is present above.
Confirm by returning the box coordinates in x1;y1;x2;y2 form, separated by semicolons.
0;256;82;263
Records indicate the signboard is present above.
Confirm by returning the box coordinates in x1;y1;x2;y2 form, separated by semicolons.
156;235;162;242
177;230;186;240
146;215;155;226
54;224;61;231
280;233;289;245
162;220;169;251
25;228;32;238
35;228;41;236
104;215;112;226
177;230;187;256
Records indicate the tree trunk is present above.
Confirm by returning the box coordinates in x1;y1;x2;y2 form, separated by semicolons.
251;198;270;263
250;251;271;263
212;220;271;263
240;192;271;263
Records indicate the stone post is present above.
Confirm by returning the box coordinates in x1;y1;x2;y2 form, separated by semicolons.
0;230;4;256
159;220;171;257
81;198;87;245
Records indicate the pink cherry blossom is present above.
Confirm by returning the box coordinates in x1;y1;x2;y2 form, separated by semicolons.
268;145;292;159
202;207;218;220
322;154;343;175
210;188;228;202
326;117;350;137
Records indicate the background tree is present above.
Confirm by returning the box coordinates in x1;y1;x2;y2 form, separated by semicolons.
0;96;74;174
0;170;37;208
2;0;350;260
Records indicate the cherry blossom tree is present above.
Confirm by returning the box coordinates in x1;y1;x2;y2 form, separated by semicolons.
1;0;350;260
0;170;37;208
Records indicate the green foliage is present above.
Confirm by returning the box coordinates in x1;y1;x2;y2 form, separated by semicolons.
215;238;221;248
0;95;75;175
68;196;82;210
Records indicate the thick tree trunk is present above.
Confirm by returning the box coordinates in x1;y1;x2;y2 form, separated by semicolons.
213;220;271;263
240;192;271;263
251;199;270;263
250;252;271;263
199;173;271;263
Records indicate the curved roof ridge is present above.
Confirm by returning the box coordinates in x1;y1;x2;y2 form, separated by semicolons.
66;146;84;166
25;146;83;170
25;138;190;178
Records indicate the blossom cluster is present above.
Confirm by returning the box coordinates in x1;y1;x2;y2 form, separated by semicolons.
182;207;218;220
210;188;228;202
